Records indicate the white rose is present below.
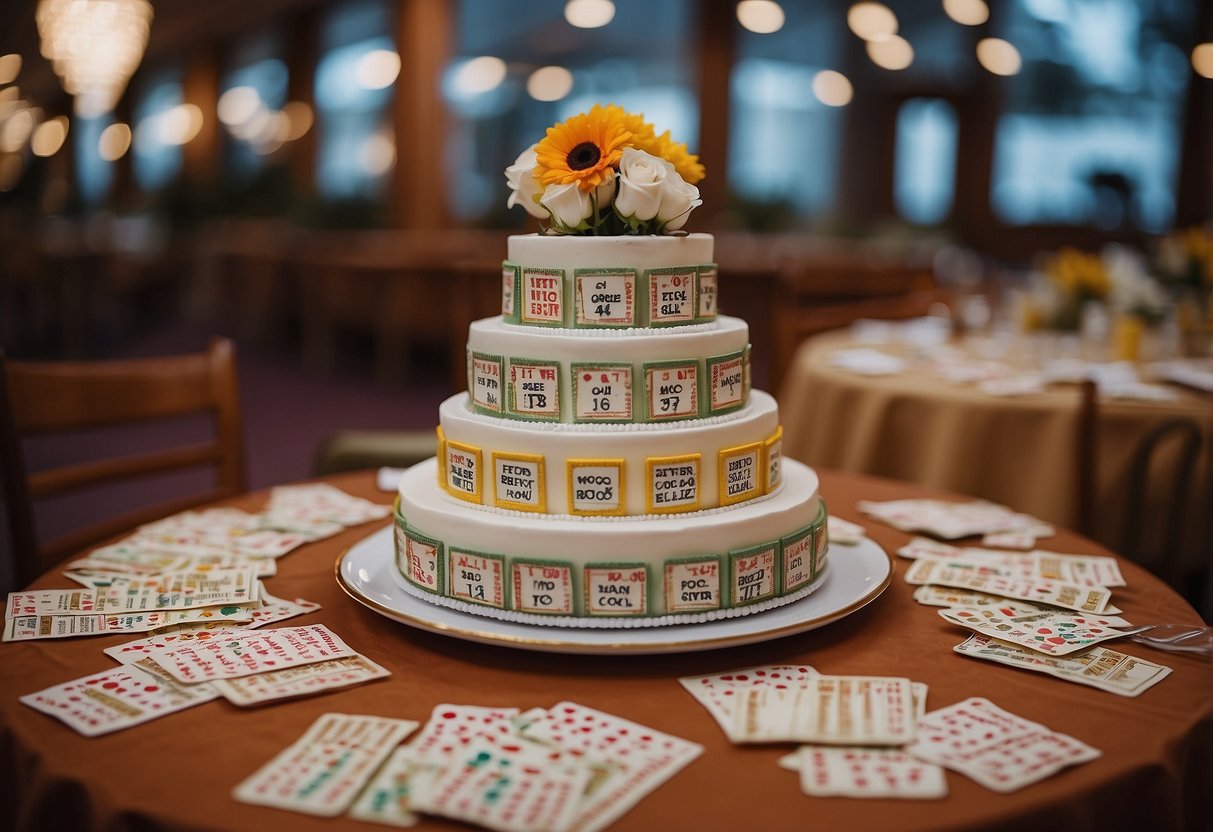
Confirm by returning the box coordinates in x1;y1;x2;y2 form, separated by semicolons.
614;148;702;231
539;182;593;230
505;146;546;219
593;168;616;210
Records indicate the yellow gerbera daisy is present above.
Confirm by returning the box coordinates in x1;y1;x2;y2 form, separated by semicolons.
535;105;633;192
648;130;706;184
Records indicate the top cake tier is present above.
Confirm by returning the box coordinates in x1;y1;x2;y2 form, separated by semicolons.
503;233;717;329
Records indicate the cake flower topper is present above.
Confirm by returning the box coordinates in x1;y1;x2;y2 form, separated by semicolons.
505;104;706;236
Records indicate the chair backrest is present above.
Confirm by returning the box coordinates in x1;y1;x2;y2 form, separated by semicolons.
0;337;246;586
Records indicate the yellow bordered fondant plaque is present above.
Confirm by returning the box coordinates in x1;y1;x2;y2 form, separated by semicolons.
469;352;504;413
730;542;779;606
511;560;574;615
404;528;443;594
707;351;745;413
583;564;648;616
572;364;632;422
445;440;482;503
435;425;447;490
646;453;700;514
501;262;519;318
718;441;763;506
521;267;565;325
781;525;814;594
447;548;507;608
509;358;561;420
664;556;722;613
575;269;636;326
647;267;697;325
644;361;699;421
697;265;718;318
566;458;625;516
763;425;784;493
491;451;546;513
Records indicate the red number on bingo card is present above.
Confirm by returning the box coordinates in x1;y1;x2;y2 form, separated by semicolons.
543;568;561;579
630;570;644;581
608;571;622;581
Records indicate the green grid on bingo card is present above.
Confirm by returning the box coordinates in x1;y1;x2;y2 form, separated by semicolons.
505;357;562;422
644;266;699;327
570;361;635;423
519;267;567;327
401;525;445;595
695;264;719;321
781;524;815;593
642;358;702;422
705;349;746;416
468;351;505;416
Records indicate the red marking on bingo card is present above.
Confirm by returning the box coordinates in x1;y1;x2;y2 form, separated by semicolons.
710;356;744;411
522;269;563;324
733;548;776;604
649;269;695;323
512;563;572;614
665;560;720;612
575;366;631;420
647;364;698;420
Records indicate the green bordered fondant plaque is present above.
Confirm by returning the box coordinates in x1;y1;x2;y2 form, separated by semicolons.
763;425;783;493
706;349;746;415
508;357;561;421
574;268;637;327
643;359;700;422
583;562;649;617
571;362;633;422
743;344;753;401
491;451;546;513
663;555;723;613
697;264;719;320
402;526;444;595
646;266;698;326
646;452;700;514
520;267;566;326
511;559;575;615
392;512;409;575
469;351;505;415
781;524;814;594
813;501;829;578
501;261;521;322
447;547;508;609
566;458;625;516
718;441;764;507
444;440;482;503
729;541;779;607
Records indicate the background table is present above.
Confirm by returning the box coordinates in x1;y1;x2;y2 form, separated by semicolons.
1;470;1209;832
779;330;1213;597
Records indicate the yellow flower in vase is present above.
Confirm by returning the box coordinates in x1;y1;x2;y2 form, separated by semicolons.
535;105;633;192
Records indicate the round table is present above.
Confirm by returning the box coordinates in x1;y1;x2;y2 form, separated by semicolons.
0;470;1209;832
778;330;1213;587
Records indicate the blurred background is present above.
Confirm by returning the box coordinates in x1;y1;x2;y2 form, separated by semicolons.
1;1;1211;596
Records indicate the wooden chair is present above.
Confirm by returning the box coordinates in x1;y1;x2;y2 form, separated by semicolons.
0;337;246;587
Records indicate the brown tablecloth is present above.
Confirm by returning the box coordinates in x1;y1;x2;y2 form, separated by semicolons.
778;330;1213;579
1;470;1210;832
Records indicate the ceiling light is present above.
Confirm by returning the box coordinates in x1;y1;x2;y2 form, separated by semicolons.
976;38;1022;76
736;1;785;34
847;2;898;41
564;0;615;29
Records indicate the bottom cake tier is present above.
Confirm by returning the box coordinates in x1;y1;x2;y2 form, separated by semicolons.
393;457;829;627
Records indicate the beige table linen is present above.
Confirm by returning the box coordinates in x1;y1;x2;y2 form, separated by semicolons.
780;330;1213;577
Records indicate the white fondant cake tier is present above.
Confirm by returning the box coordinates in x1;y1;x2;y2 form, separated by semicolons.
394;457;828;621
466;315;750;422
509;233;713;274
438;390;781;515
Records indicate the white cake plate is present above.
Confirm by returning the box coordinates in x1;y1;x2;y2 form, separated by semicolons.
335;525;891;655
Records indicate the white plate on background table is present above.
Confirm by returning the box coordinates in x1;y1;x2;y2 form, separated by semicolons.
336;525;892;655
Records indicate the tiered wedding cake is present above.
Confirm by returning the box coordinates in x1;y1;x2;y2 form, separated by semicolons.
393;106;827;626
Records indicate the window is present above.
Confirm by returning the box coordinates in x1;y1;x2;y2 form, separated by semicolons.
990;0;1196;231
219;34;288;183
132;69;183;191
895;98;958;225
